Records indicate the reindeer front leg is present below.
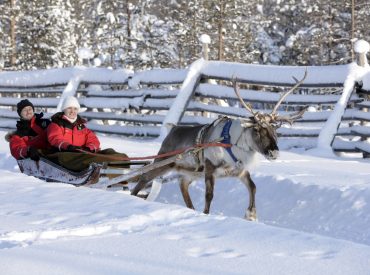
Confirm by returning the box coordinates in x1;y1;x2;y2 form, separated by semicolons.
203;159;216;214
239;170;257;221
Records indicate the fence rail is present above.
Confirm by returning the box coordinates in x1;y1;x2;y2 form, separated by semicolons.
1;56;370;157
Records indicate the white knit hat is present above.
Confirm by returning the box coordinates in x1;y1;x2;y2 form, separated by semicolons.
61;96;80;111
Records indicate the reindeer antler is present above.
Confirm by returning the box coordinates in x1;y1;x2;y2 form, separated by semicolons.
232;70;308;128
271;69;308;115
232;77;258;117
273;106;308;125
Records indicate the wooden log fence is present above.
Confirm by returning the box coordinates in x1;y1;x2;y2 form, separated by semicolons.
0;40;369;157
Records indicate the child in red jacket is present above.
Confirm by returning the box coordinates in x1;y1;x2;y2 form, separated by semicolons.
8;99;50;161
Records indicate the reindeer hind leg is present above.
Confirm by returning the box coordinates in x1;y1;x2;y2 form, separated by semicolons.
203;159;216;215
179;176;195;210
131;164;171;196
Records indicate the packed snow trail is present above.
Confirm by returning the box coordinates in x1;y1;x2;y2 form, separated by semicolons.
1;170;370;275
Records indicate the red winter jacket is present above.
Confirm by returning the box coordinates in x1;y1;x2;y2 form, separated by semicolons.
9;113;51;159
47;112;100;152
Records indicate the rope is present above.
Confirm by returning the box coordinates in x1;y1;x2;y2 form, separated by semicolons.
76;142;232;162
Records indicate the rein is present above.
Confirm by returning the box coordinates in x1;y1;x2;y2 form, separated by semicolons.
76;142;232;162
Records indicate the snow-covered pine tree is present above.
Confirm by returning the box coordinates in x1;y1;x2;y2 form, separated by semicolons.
149;0;203;67
87;0;125;68
17;0;77;69
0;0;369;70
71;0;96;64
351;0;370;51
262;0;352;65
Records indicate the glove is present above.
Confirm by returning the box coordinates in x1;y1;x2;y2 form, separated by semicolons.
28;147;40;161
66;145;82;152
82;146;96;153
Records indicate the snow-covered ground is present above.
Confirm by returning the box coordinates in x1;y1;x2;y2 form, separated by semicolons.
1;130;370;275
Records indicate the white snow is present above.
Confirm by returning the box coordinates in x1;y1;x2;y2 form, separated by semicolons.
0;67;133;86
1;130;370;274
354;40;370;54
201;61;349;86
257;4;264;15
2;58;370;273
77;48;94;60
199;34;211;44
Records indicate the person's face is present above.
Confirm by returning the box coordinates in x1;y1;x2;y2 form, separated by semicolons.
20;106;34;120
64;107;78;120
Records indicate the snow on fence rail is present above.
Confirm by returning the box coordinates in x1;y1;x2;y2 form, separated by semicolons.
1;57;370;157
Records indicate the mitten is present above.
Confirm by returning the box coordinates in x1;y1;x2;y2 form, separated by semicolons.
66;145;82;152
28;147;40;161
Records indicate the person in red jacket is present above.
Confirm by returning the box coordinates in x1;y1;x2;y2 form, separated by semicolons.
47;96;100;153
46;96;128;172
7;99;50;161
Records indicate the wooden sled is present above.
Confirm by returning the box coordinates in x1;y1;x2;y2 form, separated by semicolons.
17;157;102;186
16;155;179;201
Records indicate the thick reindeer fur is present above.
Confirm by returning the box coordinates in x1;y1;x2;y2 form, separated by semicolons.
131;116;279;221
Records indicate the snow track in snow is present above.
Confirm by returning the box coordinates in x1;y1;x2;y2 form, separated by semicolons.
0;208;198;249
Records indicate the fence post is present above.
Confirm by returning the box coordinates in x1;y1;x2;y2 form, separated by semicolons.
200;34;211;61
160;59;205;139
198;34;212;118
354;40;370;157
56;75;81;112
354;40;369;67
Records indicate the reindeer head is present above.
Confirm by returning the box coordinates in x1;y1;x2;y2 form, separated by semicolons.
245;115;279;160
233;70;307;160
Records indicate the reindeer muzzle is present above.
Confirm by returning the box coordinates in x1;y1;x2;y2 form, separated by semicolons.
267;150;279;160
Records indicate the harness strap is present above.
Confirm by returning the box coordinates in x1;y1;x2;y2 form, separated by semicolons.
220;119;239;162
194;124;211;171
76;142;231;162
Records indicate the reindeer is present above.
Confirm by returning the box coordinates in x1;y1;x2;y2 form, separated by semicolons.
131;71;307;220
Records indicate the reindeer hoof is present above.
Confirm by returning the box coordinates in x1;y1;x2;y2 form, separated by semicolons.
245;209;257;221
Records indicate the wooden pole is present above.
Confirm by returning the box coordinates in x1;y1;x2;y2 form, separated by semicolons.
217;0;225;61
200;34;210;61
351;0;355;61
10;0;17;67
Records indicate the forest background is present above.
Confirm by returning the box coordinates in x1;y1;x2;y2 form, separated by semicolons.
0;0;369;71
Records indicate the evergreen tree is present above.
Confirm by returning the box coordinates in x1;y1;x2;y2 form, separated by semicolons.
17;0;77;69
0;0;369;70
